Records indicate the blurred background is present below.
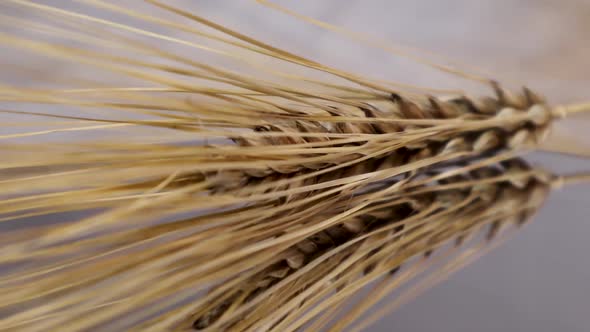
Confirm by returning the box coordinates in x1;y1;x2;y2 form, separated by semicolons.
3;1;590;331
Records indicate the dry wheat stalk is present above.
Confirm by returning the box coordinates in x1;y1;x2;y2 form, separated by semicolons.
0;1;589;332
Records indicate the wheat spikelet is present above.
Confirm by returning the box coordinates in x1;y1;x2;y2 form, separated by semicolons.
0;1;589;331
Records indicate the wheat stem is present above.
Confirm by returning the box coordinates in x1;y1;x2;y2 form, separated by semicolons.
554;172;590;187
554;102;590;118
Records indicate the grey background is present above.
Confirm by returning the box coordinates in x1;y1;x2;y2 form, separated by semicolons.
3;1;590;331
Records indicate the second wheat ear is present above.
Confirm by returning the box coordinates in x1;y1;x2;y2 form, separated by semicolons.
0;155;561;331
186;158;554;332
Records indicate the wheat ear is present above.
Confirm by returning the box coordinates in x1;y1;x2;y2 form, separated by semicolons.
178;158;552;331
